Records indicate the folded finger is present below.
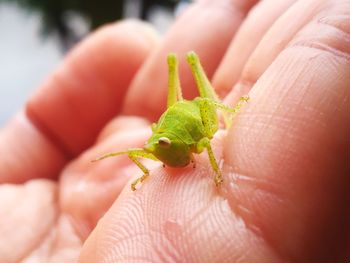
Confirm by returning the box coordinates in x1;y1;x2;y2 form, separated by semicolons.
223;0;327;104
212;0;297;96
27;20;158;157
0;21;158;183
123;0;259;120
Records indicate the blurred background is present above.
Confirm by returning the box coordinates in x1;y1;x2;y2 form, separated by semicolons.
0;0;192;126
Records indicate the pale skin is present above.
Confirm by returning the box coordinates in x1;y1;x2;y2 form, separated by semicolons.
0;0;350;262
94;51;249;191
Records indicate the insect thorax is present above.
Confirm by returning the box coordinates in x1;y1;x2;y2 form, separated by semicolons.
155;100;206;145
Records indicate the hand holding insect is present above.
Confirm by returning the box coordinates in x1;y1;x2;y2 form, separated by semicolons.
2;0;348;261
94;52;249;191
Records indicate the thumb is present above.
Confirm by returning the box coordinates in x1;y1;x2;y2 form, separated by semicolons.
223;4;350;261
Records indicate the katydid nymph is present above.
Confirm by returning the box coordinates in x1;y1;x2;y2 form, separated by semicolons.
94;51;249;191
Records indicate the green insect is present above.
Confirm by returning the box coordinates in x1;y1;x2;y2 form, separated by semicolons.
95;51;248;191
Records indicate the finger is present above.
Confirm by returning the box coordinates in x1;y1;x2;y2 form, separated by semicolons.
27;20;158;157
123;0;260;121
95;116;150;143
0;180;83;262
0;180;58;262
23;215;83;262
223;2;350;261
212;0;297;97
60;116;152;240
79;131;281;262
0;113;66;183
223;0;327;104
0;21;158;184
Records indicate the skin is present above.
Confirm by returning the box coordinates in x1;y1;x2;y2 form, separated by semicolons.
0;0;350;262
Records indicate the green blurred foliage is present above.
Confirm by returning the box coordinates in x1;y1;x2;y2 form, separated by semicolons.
0;0;183;50
1;0;124;33
0;0;124;49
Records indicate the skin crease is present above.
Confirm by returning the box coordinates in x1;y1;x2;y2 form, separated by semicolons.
212;0;298;97
0;0;349;262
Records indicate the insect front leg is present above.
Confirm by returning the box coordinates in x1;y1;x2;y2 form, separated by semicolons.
93;148;158;191
197;137;223;186
128;155;150;191
126;149;159;191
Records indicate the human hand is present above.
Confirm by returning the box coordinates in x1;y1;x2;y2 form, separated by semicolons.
1;0;350;262
0;20;158;262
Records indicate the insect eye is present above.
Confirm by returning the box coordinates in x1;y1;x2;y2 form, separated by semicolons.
158;137;171;148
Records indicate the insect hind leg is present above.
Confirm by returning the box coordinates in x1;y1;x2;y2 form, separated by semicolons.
167;53;183;108
186;51;219;100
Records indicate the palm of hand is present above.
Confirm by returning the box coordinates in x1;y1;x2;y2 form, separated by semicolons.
1;0;350;262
